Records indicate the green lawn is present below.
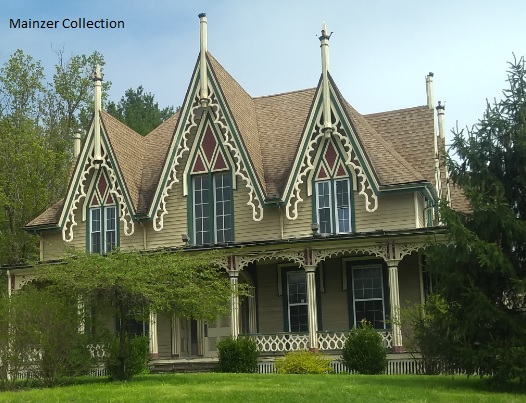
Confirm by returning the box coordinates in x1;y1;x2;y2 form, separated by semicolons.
1;373;525;402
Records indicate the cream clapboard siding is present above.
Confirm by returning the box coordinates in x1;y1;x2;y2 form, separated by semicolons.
283;183;313;239
256;263;283;333
119;220;145;251
234;183;280;242
414;192;426;228
398;253;422;309
320;258;348;330
354;192;416;232
41;230;68;261
157;314;172;357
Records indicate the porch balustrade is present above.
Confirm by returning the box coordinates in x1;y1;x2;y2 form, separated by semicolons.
250;333;309;353
249;329;393;353
317;330;393;350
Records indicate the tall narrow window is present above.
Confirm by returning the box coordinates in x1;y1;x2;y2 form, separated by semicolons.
90;208;102;254
105;206;117;252
287;271;308;332
317;181;332;234
352;264;386;329
335;179;350;232
214;173;232;243
194;175;211;245
193;173;232;245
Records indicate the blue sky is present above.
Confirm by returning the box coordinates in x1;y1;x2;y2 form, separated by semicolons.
2;0;526;146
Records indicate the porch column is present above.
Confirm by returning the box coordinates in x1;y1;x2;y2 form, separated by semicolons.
304;265;319;352
171;315;180;357
149;312;159;359
386;260;403;352
229;270;240;339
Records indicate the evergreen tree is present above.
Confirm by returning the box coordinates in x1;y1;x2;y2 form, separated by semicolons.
107;86;174;135
426;56;526;384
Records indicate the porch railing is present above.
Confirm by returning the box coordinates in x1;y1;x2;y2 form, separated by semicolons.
249;333;309;353
317;330;393;350
248;329;392;353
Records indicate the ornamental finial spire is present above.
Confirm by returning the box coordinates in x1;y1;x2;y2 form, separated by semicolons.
92;64;103;163
199;13;209;107
319;22;333;136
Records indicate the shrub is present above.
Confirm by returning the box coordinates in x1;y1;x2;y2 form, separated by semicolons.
217;337;259;373
341;320;387;374
105;335;150;381
275;350;333;374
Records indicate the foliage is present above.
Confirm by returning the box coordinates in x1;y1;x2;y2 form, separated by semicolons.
0;286;99;389
39;249;234;381
275;350;333;374
341;320;387;375
217;337;259;373
400;296;454;375
107;86;174;135
105;336;149;381
425;55;526;384
0;49;109;265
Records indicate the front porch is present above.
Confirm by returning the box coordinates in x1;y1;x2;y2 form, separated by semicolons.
147;235;435;359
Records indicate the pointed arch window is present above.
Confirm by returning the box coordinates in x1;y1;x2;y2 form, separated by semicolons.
189;122;234;245
313;141;354;235
88;171;118;254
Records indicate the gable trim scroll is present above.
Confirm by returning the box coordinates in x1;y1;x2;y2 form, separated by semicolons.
148;57;265;231
58;122;135;242
283;80;379;220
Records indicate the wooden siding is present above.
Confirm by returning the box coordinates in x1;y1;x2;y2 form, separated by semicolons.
354;192;416;232
320;258;349;330
119;220;145;251
283;183;313;239
157;314;172;357
233;179;281;242
256;263;283;333
398;253;422;309
41;230;68;261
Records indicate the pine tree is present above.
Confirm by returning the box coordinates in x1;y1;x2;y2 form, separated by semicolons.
426;56;526;384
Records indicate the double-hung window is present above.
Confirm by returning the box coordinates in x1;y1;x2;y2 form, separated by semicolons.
351;264;386;329
287;271;308;332
89;206;117;254
316;178;351;235
193;172;232;244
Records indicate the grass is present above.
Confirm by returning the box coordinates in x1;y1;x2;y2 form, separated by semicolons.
0;373;525;402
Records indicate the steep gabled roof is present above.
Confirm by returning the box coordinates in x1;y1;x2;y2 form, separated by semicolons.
137;111;180;214
365;106;435;185
100;111;145;211
255;88;317;198
207;53;267;195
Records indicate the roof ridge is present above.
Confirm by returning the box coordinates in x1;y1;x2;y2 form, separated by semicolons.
254;87;317;100
365;105;429;116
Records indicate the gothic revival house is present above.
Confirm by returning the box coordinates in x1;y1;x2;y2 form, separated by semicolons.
15;15;465;360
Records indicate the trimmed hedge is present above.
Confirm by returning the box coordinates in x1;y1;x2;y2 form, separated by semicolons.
217;337;259;373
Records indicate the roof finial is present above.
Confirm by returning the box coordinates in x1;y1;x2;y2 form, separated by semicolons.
319;22;333;137
199;13;209;107
92;64;103;163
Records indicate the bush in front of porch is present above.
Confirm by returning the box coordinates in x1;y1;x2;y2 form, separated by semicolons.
217;337;259;373
341;320;387;375
275;350;333;374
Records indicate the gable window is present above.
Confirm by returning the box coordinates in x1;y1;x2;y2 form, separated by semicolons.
189;121;234;245
348;263;387;329
88;171;118;254
313;140;354;235
193;172;232;244
287;271;308;332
